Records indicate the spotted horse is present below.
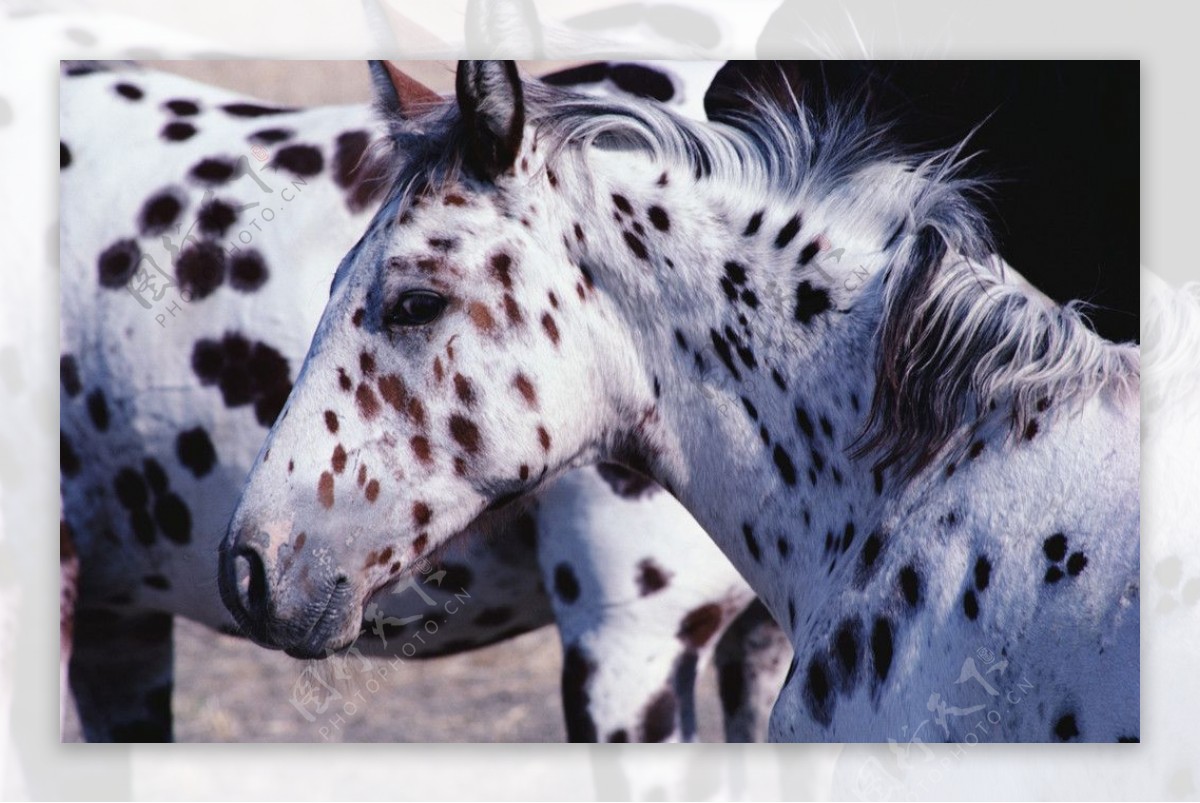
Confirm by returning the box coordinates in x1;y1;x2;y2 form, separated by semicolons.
60;60;792;742
224;60;1140;742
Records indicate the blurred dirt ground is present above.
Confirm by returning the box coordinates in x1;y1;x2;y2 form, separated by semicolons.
62;60;726;744
63;618;726;742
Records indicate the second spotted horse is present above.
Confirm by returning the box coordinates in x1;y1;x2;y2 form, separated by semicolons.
59;60;790;742
223;61;1140;742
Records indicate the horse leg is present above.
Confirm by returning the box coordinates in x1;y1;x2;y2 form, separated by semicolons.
714;600;793;742
68;608;174;742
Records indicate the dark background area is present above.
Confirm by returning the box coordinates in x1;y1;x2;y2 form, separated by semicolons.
707;61;1140;344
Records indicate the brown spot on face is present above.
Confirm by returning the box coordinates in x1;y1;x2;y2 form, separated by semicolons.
453;374;475;405
678;603;722;648
1024;419;1039;440
365;479;380;503
378;546;394;565
293;532;306;551
489;253;513;288
513;373;538;407
468;301;497;334
288;460;295;473
518;464;530;481
541;313;560;345
453;457;468;476
318;472;335;509
576;283;585;300
331;444;347;474
444;193;467;206
356;382;381;420
324;410;339;433
352;308;365;327
406;397;427;428
548;291;559;309
413;533;428;555
411;435;432;464
412;502;432;526
337;367;352;392
503;294;524;326
449;415;481;454
360;351;376;376
433;357;444;383
573;223;585;243
537;426;551;452
657;171;669;186
357;463;367;487
378;373;407;412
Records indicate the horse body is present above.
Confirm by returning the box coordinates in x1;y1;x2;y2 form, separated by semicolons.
61;62;787;741
223;60;1139;742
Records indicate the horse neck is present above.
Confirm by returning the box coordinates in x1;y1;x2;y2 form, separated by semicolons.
556;150;900;624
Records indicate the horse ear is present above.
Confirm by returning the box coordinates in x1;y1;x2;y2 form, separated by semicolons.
455;60;525;179
368;60;440;124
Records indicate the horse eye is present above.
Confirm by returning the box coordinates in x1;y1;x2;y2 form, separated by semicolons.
386;290;448;327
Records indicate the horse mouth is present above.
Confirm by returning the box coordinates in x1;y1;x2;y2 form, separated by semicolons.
282;579;355;659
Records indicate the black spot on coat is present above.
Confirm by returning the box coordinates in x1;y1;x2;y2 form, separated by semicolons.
804;657;833;726
153;493;191;544
1054;713;1079;741
554;563;580;603
871;617;894;684
974;555;992;590
176;241;226;300
1043;533;1068;562
963;590;979;620
86;389;109;431
60;355;82;397
640;689;678;742
228;250;269;293
272;144;323;177
139;192;184;236
898;565;920;607
97;239;141;288
161;121;197;142
794;281;831;324
561;645;597;742
176;427;217;478
775;215;801;248
222;102;295;118
742;523;761;562
772;445;797;486
197;198;238;236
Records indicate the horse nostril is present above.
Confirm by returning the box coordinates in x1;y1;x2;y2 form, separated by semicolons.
233;545;270;618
